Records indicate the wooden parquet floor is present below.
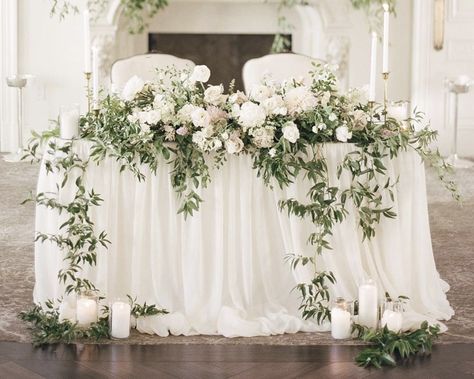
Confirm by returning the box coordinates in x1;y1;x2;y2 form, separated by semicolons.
0;342;473;379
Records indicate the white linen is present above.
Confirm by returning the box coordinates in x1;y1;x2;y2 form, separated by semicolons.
34;141;454;337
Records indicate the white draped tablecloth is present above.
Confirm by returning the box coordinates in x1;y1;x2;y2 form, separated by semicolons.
34;141;454;337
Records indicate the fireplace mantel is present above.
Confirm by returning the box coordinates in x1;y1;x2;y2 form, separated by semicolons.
91;0;352;90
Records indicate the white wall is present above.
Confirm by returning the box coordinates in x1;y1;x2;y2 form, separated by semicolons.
10;0;412;149
17;0;86;145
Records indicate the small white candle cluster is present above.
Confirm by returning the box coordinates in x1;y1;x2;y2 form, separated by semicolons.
381;309;403;333
331;304;352;340
110;301;132;339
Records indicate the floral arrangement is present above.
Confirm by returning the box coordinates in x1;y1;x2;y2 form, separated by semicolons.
23;63;457;353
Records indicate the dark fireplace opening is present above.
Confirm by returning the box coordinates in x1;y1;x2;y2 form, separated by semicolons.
148;33;292;90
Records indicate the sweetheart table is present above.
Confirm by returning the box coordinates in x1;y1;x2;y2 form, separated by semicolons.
33;140;454;337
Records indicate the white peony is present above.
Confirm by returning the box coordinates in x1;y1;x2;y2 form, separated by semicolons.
204;85;227;106
225;136;244;154
122;75;145;101
261;95;287;116
335;125;352;142
191;107;211;128
238;101;267;130
229;91;248;105
189;65;211;83
249;84;273;103
177;104;197;124
282;121;300;143
285;86;318;115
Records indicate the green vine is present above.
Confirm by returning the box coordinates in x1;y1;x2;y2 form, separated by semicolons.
352;322;440;368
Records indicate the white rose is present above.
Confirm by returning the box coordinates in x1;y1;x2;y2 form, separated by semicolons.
249;85;273;103
122;75;145;101
176;126;189;136
312;123;326;133
189;65;211;83
231;104;241;118
328;113;338;122
282;121;300;143
229;91;248;105
285;86;318;115
191;107;211;128
225;137;244;154
261;95;287;116
204;85;227;106
210;138;223;151
335;125;352;142
177;104;197;124
269;148;276;157
127;112;139;124
351;109;368;129
145;110;162;125
238;101;267;129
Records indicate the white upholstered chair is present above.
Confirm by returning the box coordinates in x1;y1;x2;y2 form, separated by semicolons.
242;53;324;93
111;53;195;92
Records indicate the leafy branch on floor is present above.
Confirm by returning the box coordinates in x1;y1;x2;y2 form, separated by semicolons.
352;321;440;368
19;298;168;346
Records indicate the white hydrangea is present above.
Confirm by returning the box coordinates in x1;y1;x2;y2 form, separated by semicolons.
335;125;352;142
122;75;145;101
177;104;197;124
282;121;300;143
238;102;267;130
250;127;274;148
285;86;318;115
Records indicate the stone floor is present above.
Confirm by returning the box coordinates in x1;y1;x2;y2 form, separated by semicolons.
0;156;473;345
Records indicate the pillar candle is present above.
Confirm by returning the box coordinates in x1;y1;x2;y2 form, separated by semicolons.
369;31;378;102
76;297;98;327
358;280;378;329
111;301;131;339
382;3;390;73
60;107;80;139
331;307;352;339
92;46;100;109
381;310;403;333
83;9;91;73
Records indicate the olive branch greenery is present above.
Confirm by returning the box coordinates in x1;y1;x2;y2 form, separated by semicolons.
352;321;441;368
19;297;168;346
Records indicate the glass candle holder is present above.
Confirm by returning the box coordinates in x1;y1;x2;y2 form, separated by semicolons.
109;298;132;339
76;291;98;328
381;299;403;333
59;104;80;139
387;101;410;129
331;297;352;340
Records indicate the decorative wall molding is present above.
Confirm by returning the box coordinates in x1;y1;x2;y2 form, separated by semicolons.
91;0;352;91
0;0;18;152
448;0;474;22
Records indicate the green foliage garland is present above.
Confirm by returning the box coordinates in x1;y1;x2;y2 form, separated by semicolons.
352;322;441;368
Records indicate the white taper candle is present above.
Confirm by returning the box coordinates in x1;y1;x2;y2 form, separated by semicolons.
92;47;99;109
382;3;390;73
369;31;378;102
83;9;91;73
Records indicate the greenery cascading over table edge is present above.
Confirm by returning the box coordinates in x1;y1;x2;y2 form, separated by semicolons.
21;64;454;367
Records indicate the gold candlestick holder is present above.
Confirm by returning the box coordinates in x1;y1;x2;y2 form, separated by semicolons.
84;72;92;113
382;72;390;122
368;100;375;124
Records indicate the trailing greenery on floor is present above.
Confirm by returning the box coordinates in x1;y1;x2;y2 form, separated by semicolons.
352;322;440;368
19;298;168;346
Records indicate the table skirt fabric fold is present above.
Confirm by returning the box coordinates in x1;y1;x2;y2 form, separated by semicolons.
34;141;454;337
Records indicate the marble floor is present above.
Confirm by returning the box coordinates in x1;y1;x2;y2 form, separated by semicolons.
0;157;473;345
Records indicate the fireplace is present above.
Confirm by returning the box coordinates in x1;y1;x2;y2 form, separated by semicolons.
148;33;291;90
